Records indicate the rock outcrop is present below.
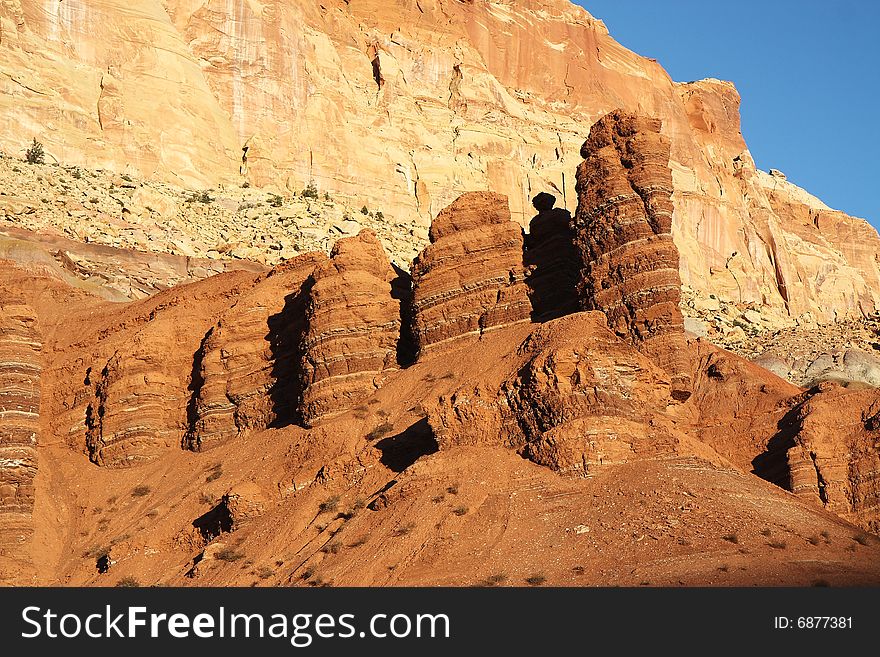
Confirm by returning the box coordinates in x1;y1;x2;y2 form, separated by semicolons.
0;300;40;585
299;230;401;426
184;253;327;451
410;192;531;356
573;110;691;400
426;313;718;476
756;383;880;534
65;272;258;467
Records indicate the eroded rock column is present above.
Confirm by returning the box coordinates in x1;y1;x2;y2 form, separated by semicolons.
573;110;692;400
299;230;401;425
410;192;531;357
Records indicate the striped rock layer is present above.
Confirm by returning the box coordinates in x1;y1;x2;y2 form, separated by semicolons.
184;253;327;451
410;192;532;357
779;384;880;534
573;110;692;401
299;230;401;426
0;302;40;585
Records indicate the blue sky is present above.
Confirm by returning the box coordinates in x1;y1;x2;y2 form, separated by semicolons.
577;1;879;228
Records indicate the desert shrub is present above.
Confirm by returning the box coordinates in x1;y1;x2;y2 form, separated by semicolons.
722;532;739;544
301;181;319;199
452;506;468;517
25;138;44;164
525;573;546;586
198;492;215;505
318;495;340;514
215;548;244;562
853;534;870;546
375;210;384;220
321;542;341;555
446;485;459;495
366;422;394;441
767;540;787;550
116;577;140;588
186;190;213;204
268;193;283;207
83;545;110;560
760;528;772;537
205;468;223;483
481;573;507;587
393;522;415;537
131;485;151;497
807;535;821;546
256;566;274;580
361;205;369;215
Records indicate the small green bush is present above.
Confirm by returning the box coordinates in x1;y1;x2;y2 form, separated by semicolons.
301;181;319;199
25;138;44;164
186;190;213;204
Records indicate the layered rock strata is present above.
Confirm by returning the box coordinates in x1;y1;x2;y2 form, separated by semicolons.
72;272;257;467
299;230;401;426
770;384;880;533
2;1;879;324
184;253;327;451
426;313;713;476
573;110;691;400
410;192;531;356
0;301;40;585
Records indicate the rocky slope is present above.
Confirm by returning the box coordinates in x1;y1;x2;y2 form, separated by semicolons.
3;0;879;323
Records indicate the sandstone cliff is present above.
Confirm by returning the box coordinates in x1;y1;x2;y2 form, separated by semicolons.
184;253;326;451
2;0;878;322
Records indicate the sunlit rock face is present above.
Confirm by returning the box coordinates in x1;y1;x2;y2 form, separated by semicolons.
2;0;878;321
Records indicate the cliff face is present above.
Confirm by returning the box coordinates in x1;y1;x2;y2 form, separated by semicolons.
2;0;878;321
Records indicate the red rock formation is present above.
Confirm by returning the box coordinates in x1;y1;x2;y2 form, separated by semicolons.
0;299;40;585
426;313;718;476
758;383;880;534
299;230;401;426
573;110;691;401
410;192;531;356
184;253;327;451
55;272;259;467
